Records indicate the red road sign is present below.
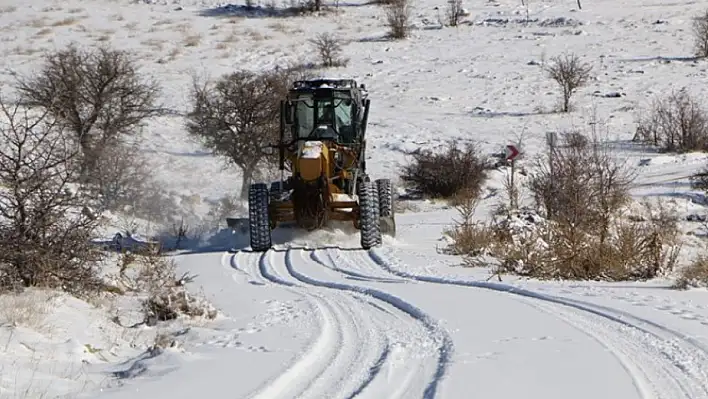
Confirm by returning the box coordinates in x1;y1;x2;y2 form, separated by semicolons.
505;145;520;161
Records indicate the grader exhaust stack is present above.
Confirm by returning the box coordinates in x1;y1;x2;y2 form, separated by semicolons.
235;79;395;252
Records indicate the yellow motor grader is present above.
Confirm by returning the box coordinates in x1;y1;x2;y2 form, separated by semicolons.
239;79;395;252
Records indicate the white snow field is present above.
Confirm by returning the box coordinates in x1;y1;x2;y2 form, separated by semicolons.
2;0;708;397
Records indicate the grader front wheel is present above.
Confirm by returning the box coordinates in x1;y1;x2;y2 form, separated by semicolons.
358;181;382;249
248;183;272;252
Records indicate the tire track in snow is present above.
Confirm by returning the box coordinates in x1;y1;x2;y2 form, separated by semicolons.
266;250;390;399
287;248;453;399
311;248;403;284
231;251;344;399
232;250;394;399
366;247;708;399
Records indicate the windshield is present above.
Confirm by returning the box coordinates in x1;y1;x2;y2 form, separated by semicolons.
293;93;354;142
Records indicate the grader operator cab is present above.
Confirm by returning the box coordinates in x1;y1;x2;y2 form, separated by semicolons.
244;79;395;252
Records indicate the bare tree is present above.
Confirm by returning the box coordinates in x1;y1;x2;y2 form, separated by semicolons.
693;9;708;58
445;0;464;27
545;53;592;112
187;70;292;198
0;99;103;296
385;0;412;39
15;44;162;178
309;33;348;67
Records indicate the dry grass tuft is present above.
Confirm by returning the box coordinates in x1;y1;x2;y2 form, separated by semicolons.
0;290;57;331
35;28;53;37
183;34;202;47
51;17;80;27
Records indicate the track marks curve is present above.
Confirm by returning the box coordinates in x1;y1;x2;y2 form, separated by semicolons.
230;249;441;399
284;248;453;399
367;247;708;399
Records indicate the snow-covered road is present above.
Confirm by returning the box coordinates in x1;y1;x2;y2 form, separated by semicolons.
94;228;708;399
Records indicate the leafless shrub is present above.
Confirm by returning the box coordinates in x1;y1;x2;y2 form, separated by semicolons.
0;100;104;296
545;53;592;112
136;254;215;325
527;131;633;239
445;189;500;259
693;9;708;58
111;250;216;324
187;68;304;198
445;0;464;27
495;206;680;280
635;89;708;152
469;131;684;281
400;140;490;199
15;44;162;179
674;255;708;288
385;0;412;39
451;198;681;280
309;33;348;67
88;140;154;212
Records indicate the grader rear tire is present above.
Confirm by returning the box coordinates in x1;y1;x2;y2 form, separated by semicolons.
375;178;396;237
358;181;382;249
248;183;272;252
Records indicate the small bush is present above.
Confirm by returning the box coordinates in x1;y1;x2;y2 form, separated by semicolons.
545;53;592;112
445;190;501;259
674;256;708;288
113;251;217;325
143;288;217;325
385;0;411;39
400;140;489;199
635;89;708;152
309;33;348;67
693;9;708;58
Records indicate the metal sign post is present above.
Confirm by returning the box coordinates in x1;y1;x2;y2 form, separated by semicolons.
505;144;521;210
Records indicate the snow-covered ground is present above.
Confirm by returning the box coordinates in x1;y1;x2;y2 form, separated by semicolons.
1;0;708;397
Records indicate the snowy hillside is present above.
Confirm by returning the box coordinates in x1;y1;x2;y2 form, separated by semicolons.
1;0;708;397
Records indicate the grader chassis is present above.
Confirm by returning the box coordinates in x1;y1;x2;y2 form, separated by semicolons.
242;79;395;252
